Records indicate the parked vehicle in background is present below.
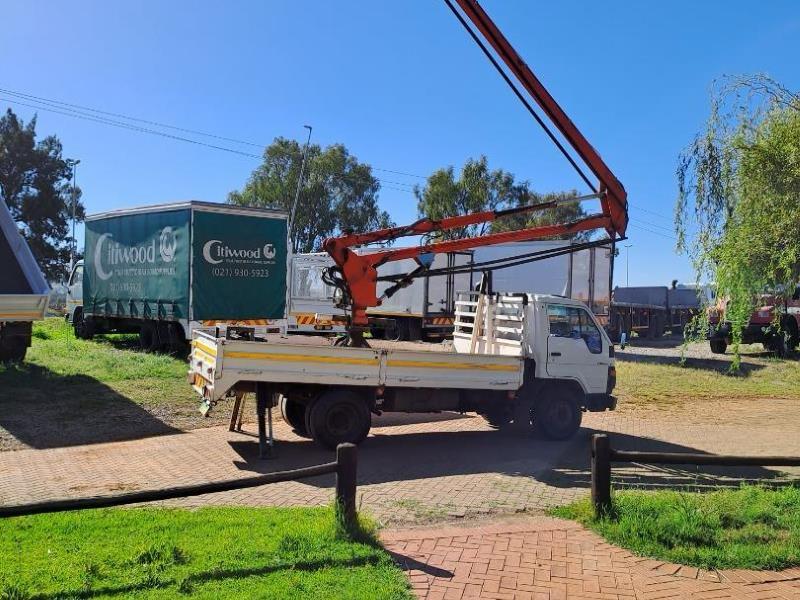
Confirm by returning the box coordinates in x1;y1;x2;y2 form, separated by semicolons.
67;201;288;351
709;289;800;355
190;291;617;448
475;241;613;326
286;241;613;341
0;199;50;362
608;284;702;342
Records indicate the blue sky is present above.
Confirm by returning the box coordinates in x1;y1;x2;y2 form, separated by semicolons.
2;1;798;286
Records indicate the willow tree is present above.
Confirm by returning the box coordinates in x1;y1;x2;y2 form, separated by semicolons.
676;75;800;368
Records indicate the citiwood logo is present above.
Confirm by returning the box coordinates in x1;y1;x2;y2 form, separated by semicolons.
93;227;178;281
201;240;277;265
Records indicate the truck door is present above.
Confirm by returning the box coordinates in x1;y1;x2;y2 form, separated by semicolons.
545;303;609;393
67;263;84;320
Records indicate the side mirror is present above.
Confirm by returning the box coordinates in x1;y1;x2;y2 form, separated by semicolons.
619;332;627;350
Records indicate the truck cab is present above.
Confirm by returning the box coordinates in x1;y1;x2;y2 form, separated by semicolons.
65;260;84;326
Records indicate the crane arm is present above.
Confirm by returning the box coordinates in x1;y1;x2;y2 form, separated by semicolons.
322;0;629;344
447;0;628;236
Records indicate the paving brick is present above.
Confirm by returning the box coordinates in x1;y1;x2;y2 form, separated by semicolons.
381;517;800;600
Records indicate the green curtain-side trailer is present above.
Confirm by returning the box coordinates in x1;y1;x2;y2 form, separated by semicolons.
81;201;288;345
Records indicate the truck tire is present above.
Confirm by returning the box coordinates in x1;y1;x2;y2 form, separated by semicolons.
307;389;371;449
0;336;27;363
138;323;157;352
482;404;513;429
782;317;799;352
73;309;95;340
407;318;423;342
534;389;582;440
280;396;310;438
709;339;727;354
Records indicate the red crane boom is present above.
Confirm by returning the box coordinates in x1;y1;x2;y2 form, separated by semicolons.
322;0;629;345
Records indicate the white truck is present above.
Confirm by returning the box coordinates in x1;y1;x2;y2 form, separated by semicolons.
189;291;616;449
0;199;50;362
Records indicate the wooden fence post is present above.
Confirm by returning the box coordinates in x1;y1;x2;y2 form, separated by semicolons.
591;434;612;517
336;443;358;529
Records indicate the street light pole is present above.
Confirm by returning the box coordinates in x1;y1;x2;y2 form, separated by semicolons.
624;244;632;286
67;159;81;271
289;125;313;250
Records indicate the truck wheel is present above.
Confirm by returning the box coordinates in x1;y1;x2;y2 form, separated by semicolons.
482;405;513;429
308;390;371;449
782;317;799;352
138;323;157;352
0;337;27;363
534;389;582;440
767;333;788;358
709;339;727;354
407;318;423;341
280;396;310;438
73;310;95;340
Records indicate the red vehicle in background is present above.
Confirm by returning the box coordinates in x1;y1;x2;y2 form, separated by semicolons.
709;288;800;355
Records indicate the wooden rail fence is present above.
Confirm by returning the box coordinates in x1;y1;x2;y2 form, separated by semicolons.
591;433;800;517
0;443;358;528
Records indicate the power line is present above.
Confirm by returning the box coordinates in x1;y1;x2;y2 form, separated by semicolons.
628;222;677;241
0;96;265;159
0;87;266;148
2;86;431;181
0;95;421;196
630;216;674;234
629;201;674;222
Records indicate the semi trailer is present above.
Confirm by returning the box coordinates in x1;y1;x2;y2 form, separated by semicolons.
0;199;50;362
67;201;288;351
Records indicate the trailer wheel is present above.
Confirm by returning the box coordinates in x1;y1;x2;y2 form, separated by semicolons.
709;339;727;354
138;323;157;352
534;389;582;440
73;309;95;340
308;390;371;449
280;396;310;438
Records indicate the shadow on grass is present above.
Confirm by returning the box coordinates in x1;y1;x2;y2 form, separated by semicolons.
0;364;178;449
93;335;189;358
615;350;771;374
226;421;800;497
30;555;386;600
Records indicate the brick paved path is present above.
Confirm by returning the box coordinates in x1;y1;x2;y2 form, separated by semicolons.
382;517;800;599
1;407;799;524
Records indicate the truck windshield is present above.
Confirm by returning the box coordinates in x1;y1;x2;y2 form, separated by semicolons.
293;266;331;300
547;304;602;354
70;265;83;287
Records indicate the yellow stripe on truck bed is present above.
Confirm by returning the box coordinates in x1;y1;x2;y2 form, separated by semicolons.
225;351;378;366
386;359;518;372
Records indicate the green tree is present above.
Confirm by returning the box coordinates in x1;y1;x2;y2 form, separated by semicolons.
491;189;588;241
0;109;83;280
676;75;800;368
228;137;393;253
414;156;523;239
415;156;587;240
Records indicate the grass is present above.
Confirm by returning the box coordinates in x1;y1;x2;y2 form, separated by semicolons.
0;319;224;450
552;485;800;570
0;506;411;599
615;355;800;407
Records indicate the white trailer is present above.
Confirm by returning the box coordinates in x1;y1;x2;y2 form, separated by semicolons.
286;250;472;340
472;241;613;325
189;291;617;450
0;199;50;362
